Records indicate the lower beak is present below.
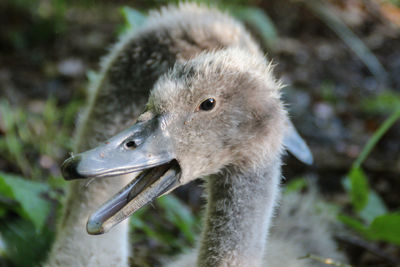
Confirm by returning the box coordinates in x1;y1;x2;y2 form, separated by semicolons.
87;160;181;234
60;116;182;234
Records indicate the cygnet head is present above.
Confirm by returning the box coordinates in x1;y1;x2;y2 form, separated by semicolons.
60;48;309;234
144;47;286;182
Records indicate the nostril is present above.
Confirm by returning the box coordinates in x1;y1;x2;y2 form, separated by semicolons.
125;140;137;149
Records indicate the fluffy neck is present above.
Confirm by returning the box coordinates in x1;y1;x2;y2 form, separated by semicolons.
45;173;130;267
198;159;281;267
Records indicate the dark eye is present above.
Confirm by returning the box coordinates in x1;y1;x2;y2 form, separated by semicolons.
199;98;216;111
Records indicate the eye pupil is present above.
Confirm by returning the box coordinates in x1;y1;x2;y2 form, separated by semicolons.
200;98;216;111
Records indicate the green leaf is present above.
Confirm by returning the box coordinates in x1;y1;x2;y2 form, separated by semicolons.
0;172;51;232
230;6;278;51
340;213;400;246
360;91;400;115
284;177;307;193
343;172;387;224
353;108;400;169
359;191;388;224
338;214;368;236
0;218;54;266
0;99;15;131
157;195;196;243
367;214;400;245
43;98;58;125
347;167;369;212
129;194;198;252
129;204;150;231
320;82;337;103
0;207;6;218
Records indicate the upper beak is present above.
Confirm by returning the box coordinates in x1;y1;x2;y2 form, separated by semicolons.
61;116;175;180
60;116;182;234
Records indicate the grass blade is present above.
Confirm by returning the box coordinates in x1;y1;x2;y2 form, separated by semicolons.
304;0;388;83
353;108;400;169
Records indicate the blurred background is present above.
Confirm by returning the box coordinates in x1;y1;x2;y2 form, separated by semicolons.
0;0;399;266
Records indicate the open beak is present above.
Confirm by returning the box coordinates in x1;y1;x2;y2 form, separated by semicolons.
61;116;182;234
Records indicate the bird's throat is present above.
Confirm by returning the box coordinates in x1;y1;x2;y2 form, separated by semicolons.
198;160;281;267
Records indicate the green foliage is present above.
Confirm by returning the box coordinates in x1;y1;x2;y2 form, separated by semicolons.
0;218;54;266
358;190;388;224
130;194;199;253
157;195;197;243
0;97;77;264
0;172;62;266
367;214;400;245
338;214;368;235
284;177;307;193
0;172;51;232
0;170;68;266
339;213;400;246
320;82;338;103
343;168;387;223
0;98;81;180
346;167;369;212
341;106;400;246
353;107;400;169
3;0;67;50
360;91;400;115
341;175;395;243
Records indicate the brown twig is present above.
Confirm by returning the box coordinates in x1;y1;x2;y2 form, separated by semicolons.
335;233;400;266
298;253;353;267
